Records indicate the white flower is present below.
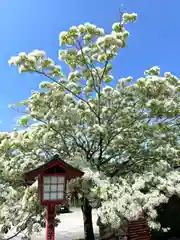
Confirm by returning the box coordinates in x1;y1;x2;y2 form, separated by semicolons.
166;186;176;196
19;65;28;73
8;56;19;65
122;13;137;24
103;86;113;93
19;52;27;57
132;179;145;191
112;22;120;30
96;36;105;45
144;66;160;76
28;56;36;63
29;50;46;58
78;24;86;33
59;31;67;38
97;28;104;35
84;23;96;29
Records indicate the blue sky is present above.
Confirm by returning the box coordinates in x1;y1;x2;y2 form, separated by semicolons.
0;0;180;131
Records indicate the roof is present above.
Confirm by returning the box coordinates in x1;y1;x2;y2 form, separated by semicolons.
24;154;84;184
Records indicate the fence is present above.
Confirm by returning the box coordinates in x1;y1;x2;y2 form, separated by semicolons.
98;217;151;240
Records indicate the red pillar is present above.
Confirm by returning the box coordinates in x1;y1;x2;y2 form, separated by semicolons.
45;204;56;240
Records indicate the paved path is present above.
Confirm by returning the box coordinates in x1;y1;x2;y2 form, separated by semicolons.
1;208;99;240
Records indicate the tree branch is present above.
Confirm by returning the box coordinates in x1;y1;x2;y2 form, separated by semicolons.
35;70;98;118
0;228;24;240
0;215;33;240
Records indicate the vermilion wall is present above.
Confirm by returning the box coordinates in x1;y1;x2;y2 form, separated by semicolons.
98;217;151;240
127;218;151;240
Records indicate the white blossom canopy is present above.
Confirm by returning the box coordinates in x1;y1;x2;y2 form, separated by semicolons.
0;10;180;238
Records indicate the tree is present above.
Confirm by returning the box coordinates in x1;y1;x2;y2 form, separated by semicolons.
2;12;137;239
97;161;180;237
1;9;180;240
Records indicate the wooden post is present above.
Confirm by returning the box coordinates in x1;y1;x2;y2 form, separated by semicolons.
45;204;56;240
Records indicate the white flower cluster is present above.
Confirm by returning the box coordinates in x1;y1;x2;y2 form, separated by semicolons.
144;66;161;76
59;23;104;46
98;161;180;232
68;168;108;206
122;13;137;24
8;50;62;78
58;14;136;75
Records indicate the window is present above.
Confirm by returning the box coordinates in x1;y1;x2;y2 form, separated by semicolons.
43;176;65;201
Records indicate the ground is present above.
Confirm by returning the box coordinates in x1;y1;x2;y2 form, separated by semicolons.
1;208;99;240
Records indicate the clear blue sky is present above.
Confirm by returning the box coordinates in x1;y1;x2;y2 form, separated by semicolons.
0;0;180;131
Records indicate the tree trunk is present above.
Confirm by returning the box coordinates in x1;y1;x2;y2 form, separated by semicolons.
81;197;95;240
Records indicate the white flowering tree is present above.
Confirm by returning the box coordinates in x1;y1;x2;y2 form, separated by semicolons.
97;161;180;237
1;10;180;240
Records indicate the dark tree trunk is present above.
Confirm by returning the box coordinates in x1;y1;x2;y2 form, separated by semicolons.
81;197;95;240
